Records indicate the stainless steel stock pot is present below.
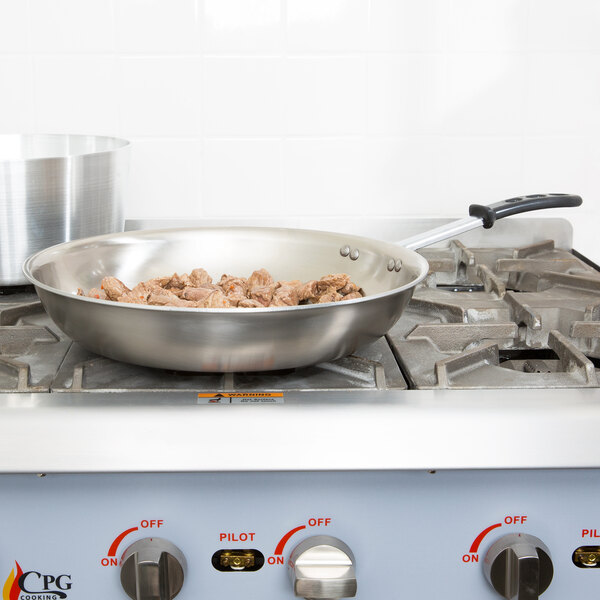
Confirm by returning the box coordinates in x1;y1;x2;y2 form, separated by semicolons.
1;134;129;285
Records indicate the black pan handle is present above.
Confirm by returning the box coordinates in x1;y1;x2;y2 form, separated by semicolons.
469;193;583;229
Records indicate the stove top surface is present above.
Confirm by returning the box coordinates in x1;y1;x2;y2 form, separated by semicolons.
2;220;599;396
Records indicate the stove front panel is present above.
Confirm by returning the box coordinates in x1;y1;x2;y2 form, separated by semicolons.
0;470;597;600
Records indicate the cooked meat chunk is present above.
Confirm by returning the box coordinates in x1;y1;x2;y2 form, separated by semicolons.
166;272;193;291
238;298;264;308
340;291;362;301
339;282;359;295
318;290;342;304
248;268;274;292
181;286;217;302
118;282;151;304
297;280;319;303
147;275;172;287
317;273;350;292
83;268;362;310
271;284;299;307
147;289;196;307
101;277;130;301
200;289;232;308
86;287;108;300
189;268;212;287
218;275;248;297
226;294;248;307
250;284;276;307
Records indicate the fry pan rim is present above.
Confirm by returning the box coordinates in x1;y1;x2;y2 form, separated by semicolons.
22;226;430;314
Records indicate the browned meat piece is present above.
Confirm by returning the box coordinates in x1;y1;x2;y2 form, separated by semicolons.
200;289;232;308
181;286;218;302
339;281;359;295
189;268;212;287
226;294;248;307
248;268;274;292
249;284;276;307
218;275;248;297
147;289;197;307
166;272;193;291
317;273;350;292
77;288;84;296
297;280;319;303
86;287;108;300
318;290;342;303
340;291;362;301
270;284;299;307
146;275;172;288
238;298;264;308
101;277;130;301
118;282;152;304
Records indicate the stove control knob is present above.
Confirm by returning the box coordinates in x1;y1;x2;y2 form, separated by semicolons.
120;538;187;600
288;535;357;600
484;533;553;600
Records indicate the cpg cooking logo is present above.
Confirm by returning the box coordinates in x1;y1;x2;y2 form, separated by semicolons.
3;562;72;600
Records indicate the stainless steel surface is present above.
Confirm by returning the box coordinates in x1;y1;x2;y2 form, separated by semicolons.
484;534;553;600
126;217;575;250
288;536;356;600
397;215;484;250
120;537;187;600
23;227;429;372
0;134;129;285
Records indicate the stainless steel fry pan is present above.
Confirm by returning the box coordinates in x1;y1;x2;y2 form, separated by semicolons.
23;194;582;372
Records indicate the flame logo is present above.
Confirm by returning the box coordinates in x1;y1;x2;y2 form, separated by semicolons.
2;562;22;600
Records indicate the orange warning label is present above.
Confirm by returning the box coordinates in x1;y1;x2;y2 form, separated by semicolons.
198;392;284;404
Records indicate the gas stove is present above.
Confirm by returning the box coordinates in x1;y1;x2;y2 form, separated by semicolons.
0;217;599;600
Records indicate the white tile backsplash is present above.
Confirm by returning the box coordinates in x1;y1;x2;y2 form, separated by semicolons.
526;53;600;136
438;0;527;52
367;0;441;53
33;56;120;134
120;57;202;136
202;139;283;215
0;0;29;53
203;0;282;54
0;0;598;257
284;56;367;135
203;57;282;135
528;0;600;53
284;138;367;214
286;0;368;53
29;0;115;53
127;138;202;217
115;0;198;53
0;56;34;131
367;54;444;135
441;53;527;135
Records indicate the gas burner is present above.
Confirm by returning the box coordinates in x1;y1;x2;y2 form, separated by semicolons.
388;238;600;389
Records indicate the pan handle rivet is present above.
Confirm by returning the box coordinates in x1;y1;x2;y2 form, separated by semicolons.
394;259;403;272
340;245;351;257
387;259;395;271
349;249;360;261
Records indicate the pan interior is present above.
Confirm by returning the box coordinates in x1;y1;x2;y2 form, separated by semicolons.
25;227;428;301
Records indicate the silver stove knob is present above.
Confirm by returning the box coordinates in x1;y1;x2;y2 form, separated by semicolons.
484;533;553;600
120;538;187;600
288;535;357;600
